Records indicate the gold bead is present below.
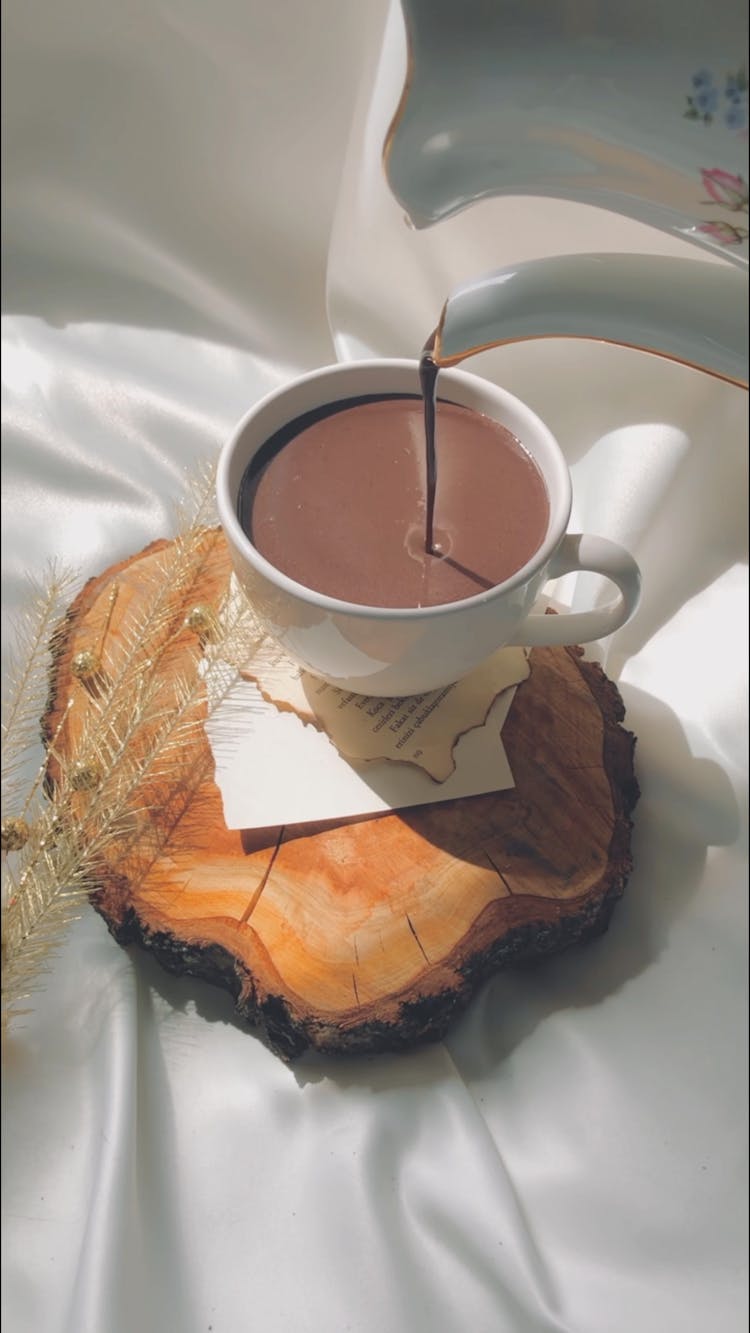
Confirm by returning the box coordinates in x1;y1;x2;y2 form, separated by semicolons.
71;649;102;681
70;762;101;792
184;604;217;640
1;817;30;852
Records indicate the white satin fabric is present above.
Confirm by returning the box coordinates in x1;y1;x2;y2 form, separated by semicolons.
2;4;748;1332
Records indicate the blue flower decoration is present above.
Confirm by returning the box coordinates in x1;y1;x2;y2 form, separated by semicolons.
685;65;747;128
694;86;719;113
725;102;747;130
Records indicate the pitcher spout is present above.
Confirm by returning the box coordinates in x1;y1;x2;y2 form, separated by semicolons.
433;254;748;387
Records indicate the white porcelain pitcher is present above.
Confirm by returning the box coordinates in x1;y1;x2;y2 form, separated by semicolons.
384;0;748;383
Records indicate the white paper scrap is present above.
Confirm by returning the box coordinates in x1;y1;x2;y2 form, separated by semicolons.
204;672;520;830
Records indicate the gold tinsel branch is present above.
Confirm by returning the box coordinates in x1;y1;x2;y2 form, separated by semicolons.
1;464;264;1029
1;567;78;797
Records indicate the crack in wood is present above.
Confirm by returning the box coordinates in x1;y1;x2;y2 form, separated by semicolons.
483;849;515;895
240;824;285;924
405;912;430;964
352;972;361;1008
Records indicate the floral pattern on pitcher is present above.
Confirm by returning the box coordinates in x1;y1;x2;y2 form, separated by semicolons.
696;167;749;245
682;69;749;244
684;67;747;130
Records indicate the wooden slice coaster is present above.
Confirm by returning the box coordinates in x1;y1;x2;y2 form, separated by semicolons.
44;534;638;1060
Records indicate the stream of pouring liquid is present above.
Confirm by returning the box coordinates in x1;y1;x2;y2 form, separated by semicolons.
418;342;440;556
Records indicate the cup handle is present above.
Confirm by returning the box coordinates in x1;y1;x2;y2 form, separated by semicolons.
512;534;641;647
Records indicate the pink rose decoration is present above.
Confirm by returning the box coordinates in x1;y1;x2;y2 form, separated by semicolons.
700;168;748;209
698;219;748;244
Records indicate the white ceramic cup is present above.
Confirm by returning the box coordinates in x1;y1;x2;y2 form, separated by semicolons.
216;359;641;696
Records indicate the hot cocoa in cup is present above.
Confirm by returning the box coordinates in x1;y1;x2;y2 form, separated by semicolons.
217;360;641;696
238;395;550;610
